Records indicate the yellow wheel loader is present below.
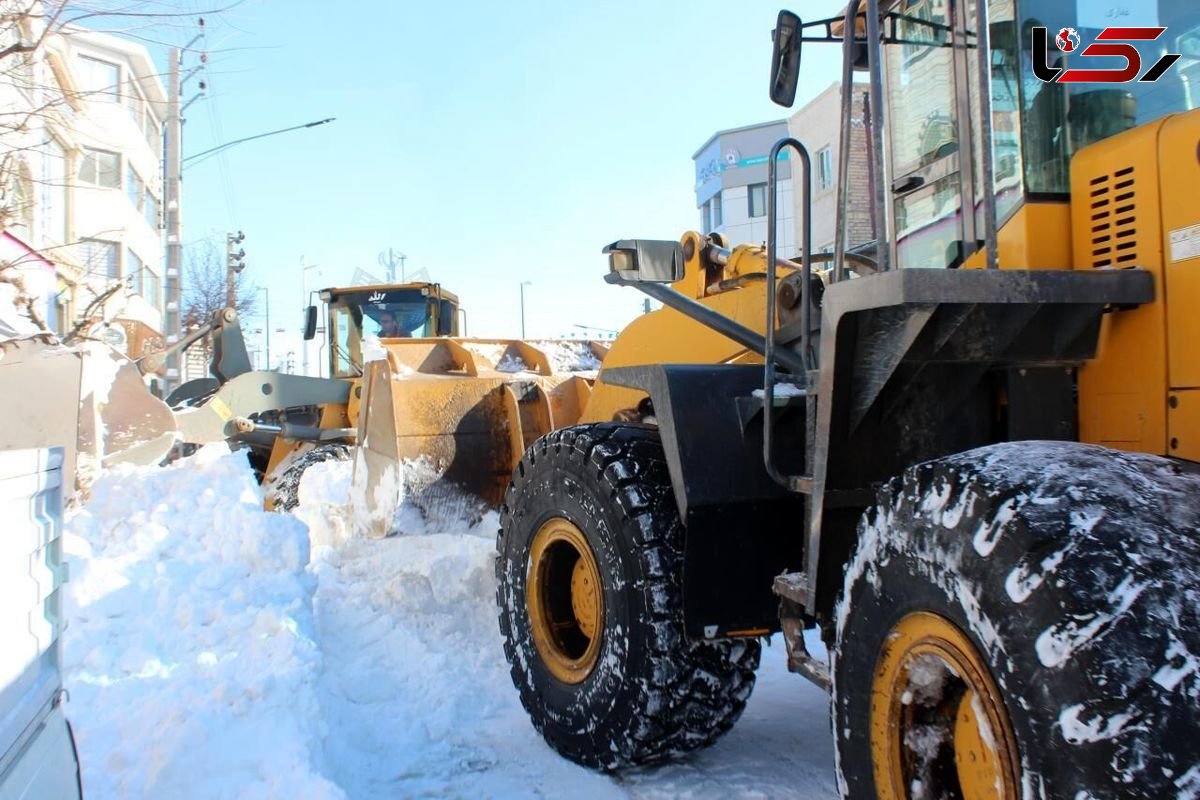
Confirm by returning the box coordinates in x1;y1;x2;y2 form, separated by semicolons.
152;281;607;536
496;1;1200;795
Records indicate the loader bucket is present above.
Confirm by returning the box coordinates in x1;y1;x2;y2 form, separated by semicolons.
351;338;600;538
0;338;176;490
80;343;177;468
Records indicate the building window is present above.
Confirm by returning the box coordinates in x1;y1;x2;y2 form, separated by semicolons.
144;116;160;152
710;192;722;229
79;147;120;188
125;163;143;208
39;138;68;245
144;190;160;229
127;249;143;294
817;147;834;191
125;79;162;150
80;238;120;280
7;163;33;237
76;55;122;103
144;268;161;310
124;161;160;228
748;183;767;218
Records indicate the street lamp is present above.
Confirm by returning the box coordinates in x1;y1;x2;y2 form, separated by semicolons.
182;117;336;170
520;280;532;338
257;286;270;370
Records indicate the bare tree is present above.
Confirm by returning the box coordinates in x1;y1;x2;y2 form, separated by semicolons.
179;240;254;364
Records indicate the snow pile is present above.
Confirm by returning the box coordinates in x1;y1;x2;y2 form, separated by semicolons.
496;353;530;373
461;340;602;375
462;342;508;367
62;440;839;798
529;340;603;373
62;445;343;800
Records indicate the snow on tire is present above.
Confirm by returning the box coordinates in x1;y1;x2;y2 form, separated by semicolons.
833;441;1200;799
496;423;760;770
264;443;352;512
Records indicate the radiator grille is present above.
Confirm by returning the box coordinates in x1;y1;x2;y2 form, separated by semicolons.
1087;165;1138;268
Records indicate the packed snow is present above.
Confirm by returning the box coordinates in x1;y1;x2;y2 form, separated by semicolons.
61;444;838;798
751;382;805;400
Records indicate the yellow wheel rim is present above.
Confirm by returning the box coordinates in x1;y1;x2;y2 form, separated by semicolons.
870;611;1020;800
527;517;604;684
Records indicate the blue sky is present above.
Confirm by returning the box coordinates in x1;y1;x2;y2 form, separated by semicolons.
164;0;845;356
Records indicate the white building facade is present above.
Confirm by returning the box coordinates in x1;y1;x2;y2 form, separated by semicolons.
692;120;796;256
786;82;874;255
0;8;166;356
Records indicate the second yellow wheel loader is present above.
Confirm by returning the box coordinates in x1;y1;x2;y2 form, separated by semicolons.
494;1;1200;796
155;281;608;536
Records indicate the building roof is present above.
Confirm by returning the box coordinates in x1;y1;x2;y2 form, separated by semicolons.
692;119;789;160
58;24;167;105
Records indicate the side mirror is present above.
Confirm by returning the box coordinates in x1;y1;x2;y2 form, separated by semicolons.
302;305;318;340
769;10;802;107
603;239;685;285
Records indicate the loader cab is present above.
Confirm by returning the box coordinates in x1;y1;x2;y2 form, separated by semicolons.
322;283;461;378
774;0;1200;271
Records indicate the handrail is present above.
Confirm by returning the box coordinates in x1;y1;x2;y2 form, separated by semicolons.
764;136;813;494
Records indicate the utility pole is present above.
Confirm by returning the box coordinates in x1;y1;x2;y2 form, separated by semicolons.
163;48;182;389
257;286;270;369
226;231;245;307
520;280;532;338
163;23;206;393
378;248;407;283
301;257;319;377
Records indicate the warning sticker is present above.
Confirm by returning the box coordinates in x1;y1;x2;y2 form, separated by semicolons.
1169;224;1200;263
210;396;233;422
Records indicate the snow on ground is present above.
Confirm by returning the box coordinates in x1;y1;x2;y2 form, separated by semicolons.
62;446;837;798
62;445;342;799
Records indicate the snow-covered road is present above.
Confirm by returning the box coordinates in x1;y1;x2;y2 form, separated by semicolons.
62;447;838;798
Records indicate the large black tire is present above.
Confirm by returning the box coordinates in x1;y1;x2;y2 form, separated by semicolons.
834;441;1200;799
264;443;351;512
497;423;760;769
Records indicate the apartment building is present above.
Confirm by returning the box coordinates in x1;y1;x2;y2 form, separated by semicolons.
0;9;166;356
786;82;874;255
692;120;796;255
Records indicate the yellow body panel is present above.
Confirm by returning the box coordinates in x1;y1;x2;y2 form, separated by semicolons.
1161;112;1200;391
583;233;782;424
1071;118;1171;455
962;203;1074;270
582;288;767;423
1169;391;1200;463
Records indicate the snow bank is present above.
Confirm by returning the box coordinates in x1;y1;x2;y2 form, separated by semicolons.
62;445;343;800
63;441;837;798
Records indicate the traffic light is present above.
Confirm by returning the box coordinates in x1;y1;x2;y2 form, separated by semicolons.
227;230;246;273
